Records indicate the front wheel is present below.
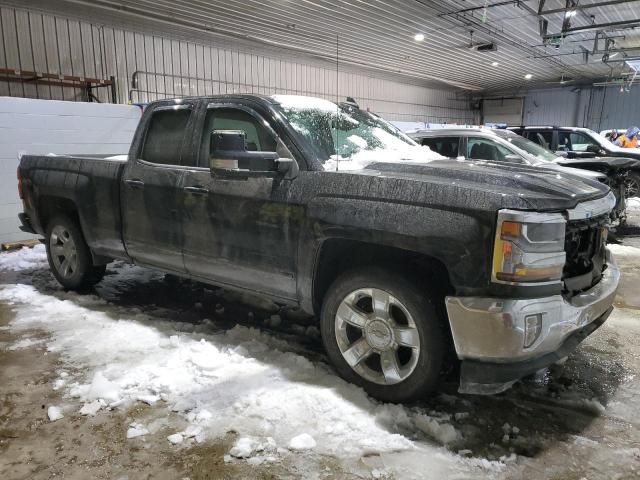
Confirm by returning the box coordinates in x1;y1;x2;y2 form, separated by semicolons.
320;267;445;403
624;171;640;198
45;215;106;290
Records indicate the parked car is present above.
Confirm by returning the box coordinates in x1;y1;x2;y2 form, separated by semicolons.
17;94;619;403
509;126;640;197
408;127;628;223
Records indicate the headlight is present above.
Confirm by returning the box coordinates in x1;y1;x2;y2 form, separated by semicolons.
492;210;566;285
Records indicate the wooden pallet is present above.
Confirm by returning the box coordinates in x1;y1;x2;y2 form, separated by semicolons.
1;239;42;252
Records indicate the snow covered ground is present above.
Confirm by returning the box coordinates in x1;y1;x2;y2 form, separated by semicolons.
2;242;640;479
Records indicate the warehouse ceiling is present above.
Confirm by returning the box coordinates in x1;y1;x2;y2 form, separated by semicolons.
14;0;640;92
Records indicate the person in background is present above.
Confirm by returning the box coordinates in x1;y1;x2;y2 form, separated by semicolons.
615;126;639;148
606;129;620;142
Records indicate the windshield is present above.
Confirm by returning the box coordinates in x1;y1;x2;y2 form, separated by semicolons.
493;130;558;163
272;95;443;170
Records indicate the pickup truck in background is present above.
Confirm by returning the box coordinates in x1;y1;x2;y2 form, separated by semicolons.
17;94;620;402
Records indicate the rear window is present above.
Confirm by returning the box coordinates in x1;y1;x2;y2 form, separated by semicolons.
140;108;192;165
419;137;459;158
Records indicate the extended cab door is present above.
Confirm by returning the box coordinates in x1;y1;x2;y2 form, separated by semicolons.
180;102;301;301
121;103;195;272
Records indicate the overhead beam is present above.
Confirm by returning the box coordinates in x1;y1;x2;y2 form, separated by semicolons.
556;19;640;36
539;0;638;16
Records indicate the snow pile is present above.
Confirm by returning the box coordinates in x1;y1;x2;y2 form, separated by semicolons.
627;197;640;211
288;433;316;451
8;337;46;350
608;244;640;257
127;422;149;439
47;405;64;421
0;244;47;271
0;247;500;478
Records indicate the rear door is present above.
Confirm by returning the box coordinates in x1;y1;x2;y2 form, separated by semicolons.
121;103;195;272
180;102;301;300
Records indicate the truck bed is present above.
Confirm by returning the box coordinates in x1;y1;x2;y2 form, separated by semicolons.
19;154;128;261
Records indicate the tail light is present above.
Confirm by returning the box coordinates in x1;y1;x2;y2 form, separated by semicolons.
17;167;24;199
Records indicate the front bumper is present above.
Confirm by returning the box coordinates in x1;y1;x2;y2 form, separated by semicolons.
445;248;620;394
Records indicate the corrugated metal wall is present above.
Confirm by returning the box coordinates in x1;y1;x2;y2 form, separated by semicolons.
521;85;640;131
0;4;475;124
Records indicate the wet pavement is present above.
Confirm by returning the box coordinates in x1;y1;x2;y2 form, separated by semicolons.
1;236;640;479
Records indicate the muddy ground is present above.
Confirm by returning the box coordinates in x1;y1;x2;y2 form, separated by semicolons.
1;235;640;479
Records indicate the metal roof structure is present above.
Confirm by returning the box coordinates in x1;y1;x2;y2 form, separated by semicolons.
11;0;640;92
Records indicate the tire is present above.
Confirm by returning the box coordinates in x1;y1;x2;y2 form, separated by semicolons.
624;171;640;198
45;215;106;290
320;267;445;403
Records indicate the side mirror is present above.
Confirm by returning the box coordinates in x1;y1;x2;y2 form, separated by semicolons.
209;130;279;177
503;154;524;163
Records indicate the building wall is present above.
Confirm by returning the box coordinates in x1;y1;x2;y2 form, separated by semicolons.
0;97;140;243
520;85;640;131
0;4;475;124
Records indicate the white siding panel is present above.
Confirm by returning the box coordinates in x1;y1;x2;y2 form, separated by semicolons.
0;97;141;243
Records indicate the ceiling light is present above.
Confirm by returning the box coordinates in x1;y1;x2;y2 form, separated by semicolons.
414;33;425;42
525;74;533;80
565;10;577;17
491;61;499;67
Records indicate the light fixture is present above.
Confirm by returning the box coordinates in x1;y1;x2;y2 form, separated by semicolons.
491;61;499;67
525;74;533;80
414;33;425;42
564;10;577;17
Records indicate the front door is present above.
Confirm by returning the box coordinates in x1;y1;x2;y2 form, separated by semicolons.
121;104;194;273
181;103;301;300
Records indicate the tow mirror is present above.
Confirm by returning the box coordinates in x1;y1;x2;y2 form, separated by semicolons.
209;130;279;177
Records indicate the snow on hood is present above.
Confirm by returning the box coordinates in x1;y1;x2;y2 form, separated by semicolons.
324;145;445;171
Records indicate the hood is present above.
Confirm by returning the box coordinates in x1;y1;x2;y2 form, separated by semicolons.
557;156;640;171
349;159;609;211
542;161;606;181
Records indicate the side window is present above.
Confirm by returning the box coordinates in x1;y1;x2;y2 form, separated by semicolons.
420;137;460;158
527;131;553;150
558;131;597;152
467;137;517;162
201;107;277;163
140;108;192;165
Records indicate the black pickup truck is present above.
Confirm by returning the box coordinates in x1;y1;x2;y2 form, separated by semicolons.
17;94;620;403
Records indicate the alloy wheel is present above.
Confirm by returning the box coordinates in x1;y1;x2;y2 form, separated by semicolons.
334;288;421;385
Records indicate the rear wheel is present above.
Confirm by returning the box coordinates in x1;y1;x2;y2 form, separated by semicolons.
45;215;106;290
320;267;445;403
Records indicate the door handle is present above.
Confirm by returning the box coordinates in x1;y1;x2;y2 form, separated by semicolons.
183;186;209;195
124;179;144;188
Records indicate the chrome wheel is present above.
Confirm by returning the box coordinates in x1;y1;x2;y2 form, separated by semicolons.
49;225;78;279
334;288;420;385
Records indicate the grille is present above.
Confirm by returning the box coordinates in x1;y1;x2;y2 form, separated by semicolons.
563;214;608;292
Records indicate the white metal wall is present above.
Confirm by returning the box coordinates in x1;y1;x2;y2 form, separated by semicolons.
0;97;140;243
521;85;640;131
0;4;475;124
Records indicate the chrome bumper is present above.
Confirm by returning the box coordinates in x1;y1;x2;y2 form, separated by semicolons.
445;248;619;392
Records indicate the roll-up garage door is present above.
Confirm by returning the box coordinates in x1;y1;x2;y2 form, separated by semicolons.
482;97;524;125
